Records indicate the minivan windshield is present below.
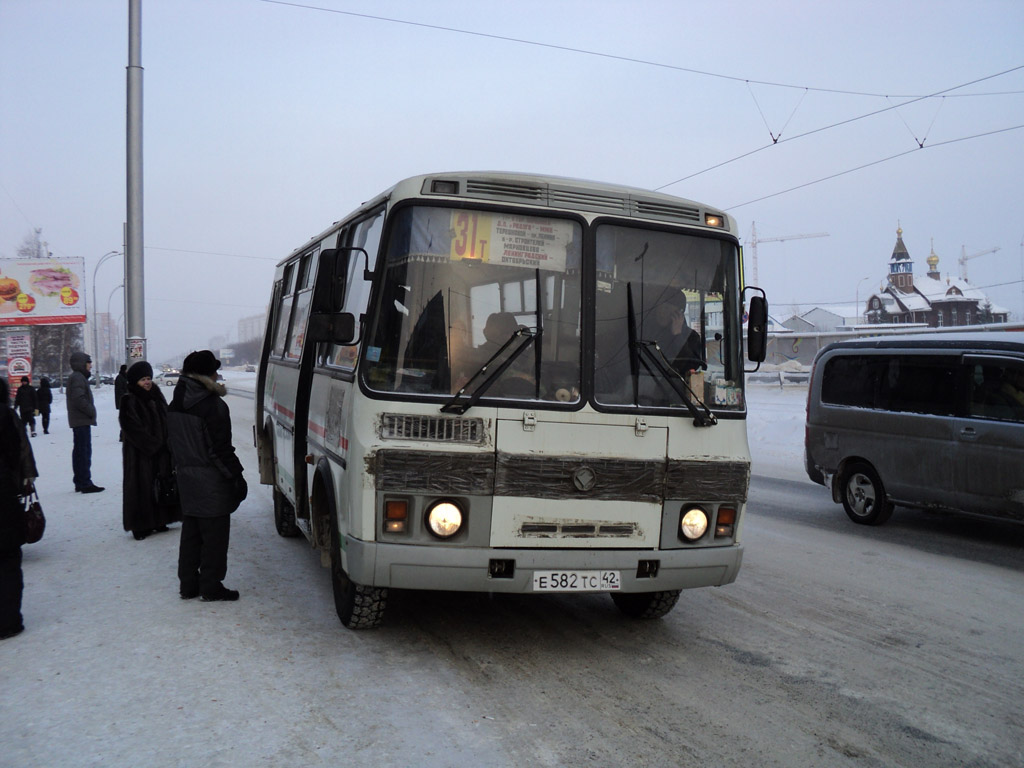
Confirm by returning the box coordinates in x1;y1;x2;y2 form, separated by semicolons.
362;205;583;404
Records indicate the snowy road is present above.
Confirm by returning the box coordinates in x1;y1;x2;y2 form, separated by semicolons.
2;379;1022;767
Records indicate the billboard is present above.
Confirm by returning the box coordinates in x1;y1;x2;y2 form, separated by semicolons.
0;257;86;325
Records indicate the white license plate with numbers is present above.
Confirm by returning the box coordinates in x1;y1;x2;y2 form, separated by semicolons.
532;570;621;592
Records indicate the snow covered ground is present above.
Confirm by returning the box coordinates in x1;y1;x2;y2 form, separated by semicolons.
0;373;812;766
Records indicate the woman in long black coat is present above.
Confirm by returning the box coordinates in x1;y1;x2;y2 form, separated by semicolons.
1;378;37;640
118;361;181;540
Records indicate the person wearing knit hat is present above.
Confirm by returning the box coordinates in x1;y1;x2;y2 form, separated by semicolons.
167;350;245;601
66;351;103;493
119;361;181;541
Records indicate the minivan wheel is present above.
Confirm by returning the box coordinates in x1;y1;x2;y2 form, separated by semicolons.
839;462;894;526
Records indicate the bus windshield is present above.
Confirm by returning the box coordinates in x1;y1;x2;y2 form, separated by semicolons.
593;224;743;411
363;205;584;404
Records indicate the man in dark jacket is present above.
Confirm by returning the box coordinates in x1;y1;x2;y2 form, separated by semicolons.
14;377;37;437
114;364;128;409
66;351;104;493
167;350;246;602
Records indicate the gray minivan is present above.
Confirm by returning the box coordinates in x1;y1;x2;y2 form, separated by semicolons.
804;332;1024;525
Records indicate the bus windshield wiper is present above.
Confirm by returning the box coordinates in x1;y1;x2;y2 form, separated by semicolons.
636;340;718;427
625;281;715;427
441;328;539;415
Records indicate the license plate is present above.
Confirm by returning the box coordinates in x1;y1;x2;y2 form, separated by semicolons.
532;570;620;592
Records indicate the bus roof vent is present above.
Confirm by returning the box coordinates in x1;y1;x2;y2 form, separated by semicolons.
548;186;628;214
632;198;702;224
380;414;484;444
464;179;546;203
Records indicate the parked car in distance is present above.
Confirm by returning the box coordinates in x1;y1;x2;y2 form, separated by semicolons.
245;364;256;372
156;371;180;387
805;332;1024;526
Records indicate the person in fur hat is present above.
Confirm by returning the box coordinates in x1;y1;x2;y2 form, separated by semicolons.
118;361;181;541
167;350;246;601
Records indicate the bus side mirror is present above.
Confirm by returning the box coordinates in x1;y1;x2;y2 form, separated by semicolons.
307;312;357;344
746;294;768;365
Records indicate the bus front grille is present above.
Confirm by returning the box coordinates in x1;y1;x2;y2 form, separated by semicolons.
379;414;485;444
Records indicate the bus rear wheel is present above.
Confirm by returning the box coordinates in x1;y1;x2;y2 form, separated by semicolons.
273;487;301;538
329;511;387;629
611;589;681;619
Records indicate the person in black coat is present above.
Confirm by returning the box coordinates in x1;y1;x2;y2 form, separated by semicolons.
167;350;246;602
118;361;181;541
14;376;38;437
114;364;128;410
0;378;38;640
36;378;53;434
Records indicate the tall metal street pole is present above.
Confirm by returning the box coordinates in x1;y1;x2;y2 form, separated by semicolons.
126;0;146;362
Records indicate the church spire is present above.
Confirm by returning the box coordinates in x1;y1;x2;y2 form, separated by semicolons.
888;224;914;293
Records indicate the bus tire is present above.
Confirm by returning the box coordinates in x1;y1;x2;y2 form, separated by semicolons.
611;589;681;619
329;510;387;629
273;487;301;538
838;461;894;526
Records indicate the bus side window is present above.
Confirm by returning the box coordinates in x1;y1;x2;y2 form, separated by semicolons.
272;263;297;357
285;251;317;361
326;208;384;370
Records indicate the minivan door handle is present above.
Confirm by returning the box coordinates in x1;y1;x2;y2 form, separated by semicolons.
959;426;978;441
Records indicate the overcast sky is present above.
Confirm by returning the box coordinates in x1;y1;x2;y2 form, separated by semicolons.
2;0;1023;363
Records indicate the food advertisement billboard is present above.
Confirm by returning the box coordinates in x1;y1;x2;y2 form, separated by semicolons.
0;257;86;325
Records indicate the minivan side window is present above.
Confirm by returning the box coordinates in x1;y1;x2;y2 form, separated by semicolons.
968;362;1024;422
822;354;958;416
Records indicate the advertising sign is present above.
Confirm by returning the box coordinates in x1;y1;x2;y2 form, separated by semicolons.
0;257;87;325
6;329;32;397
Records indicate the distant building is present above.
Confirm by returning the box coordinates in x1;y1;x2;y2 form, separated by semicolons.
238;313;266;343
864;227;1009;327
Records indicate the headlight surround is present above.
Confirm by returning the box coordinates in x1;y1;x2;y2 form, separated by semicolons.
679;507;709;541
426;500;463;539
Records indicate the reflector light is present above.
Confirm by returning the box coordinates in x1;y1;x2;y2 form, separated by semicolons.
431;180;458;194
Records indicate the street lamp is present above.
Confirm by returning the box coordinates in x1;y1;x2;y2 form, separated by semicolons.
855;277;872;325
105;283;124;378
92;250;122;385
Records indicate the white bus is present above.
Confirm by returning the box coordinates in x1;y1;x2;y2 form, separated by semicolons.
255;172;768;628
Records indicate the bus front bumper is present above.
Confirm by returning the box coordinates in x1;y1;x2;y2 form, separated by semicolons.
343;536;743;593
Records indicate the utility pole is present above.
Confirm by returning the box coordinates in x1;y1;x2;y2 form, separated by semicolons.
125;0;146;361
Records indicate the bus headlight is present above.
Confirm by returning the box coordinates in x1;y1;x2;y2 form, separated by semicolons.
679;507;709;541
426;501;463;539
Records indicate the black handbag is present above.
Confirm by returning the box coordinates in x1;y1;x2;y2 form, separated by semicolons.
154;471;180;507
21;489;45;544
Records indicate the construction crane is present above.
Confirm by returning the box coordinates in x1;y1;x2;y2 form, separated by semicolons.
747;222;829;285
959;245;1000;282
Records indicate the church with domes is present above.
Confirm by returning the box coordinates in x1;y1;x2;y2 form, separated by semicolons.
864;227;1009;327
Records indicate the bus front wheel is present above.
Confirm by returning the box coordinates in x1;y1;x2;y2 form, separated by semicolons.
611;589;681;619
329;512;387;629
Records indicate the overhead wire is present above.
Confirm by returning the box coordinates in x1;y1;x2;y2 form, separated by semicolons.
256;0;1024;99
657;64;1024;190
725;123;1024;210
